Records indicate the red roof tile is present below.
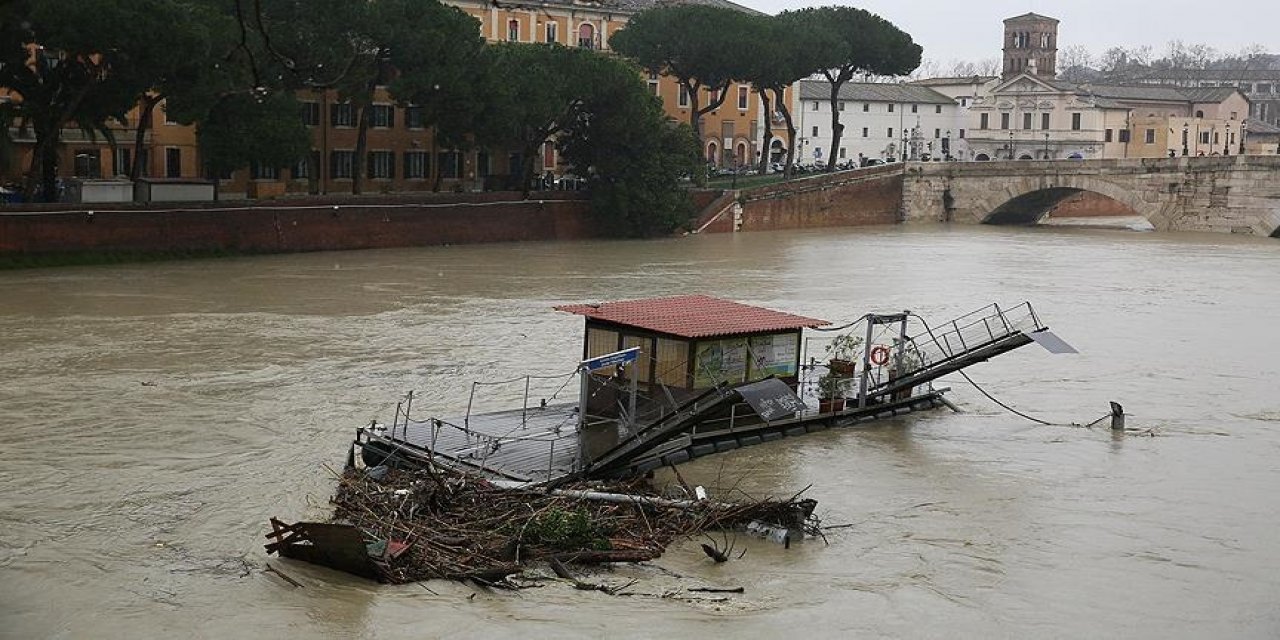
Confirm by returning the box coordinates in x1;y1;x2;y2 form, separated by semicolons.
555;295;830;339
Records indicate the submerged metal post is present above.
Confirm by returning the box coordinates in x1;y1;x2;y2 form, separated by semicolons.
465;382;477;429
522;375;531;428
393;401;403;441
429;418;439;462
404;390;414;429
547;439;556;481
1110;401;1126;430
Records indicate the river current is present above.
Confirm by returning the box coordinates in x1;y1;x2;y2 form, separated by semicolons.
1;225;1277;638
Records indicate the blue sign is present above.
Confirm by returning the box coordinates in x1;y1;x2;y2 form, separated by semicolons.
582;347;640;372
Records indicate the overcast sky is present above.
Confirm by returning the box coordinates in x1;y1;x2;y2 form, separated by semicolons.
733;0;1278;67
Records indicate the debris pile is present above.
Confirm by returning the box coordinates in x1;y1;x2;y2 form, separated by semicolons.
268;465;818;585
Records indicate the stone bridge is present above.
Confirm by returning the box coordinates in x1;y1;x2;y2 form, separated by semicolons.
900;156;1280;236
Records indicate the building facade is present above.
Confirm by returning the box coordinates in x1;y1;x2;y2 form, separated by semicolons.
962;12;1252;161
3;0;774;198
793;80;966;163
1135;69;1280;127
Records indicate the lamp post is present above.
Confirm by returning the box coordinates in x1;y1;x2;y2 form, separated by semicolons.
1240;120;1247;155
1008;131;1015;160
1224;122;1232;156
1043;132;1050;160
1182;122;1189;157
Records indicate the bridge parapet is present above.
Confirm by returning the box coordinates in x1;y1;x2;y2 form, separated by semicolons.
902;156;1280;236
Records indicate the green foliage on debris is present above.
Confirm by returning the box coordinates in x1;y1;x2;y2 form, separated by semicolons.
519;507;613;552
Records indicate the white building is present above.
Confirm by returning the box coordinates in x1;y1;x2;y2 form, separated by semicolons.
792;80;967;164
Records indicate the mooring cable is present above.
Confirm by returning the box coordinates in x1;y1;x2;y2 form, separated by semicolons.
905;311;1112;429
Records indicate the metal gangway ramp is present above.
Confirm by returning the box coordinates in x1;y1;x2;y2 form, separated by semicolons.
856;302;1052;403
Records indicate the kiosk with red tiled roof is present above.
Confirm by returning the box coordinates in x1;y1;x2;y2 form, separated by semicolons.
354;297;1056;483
556;294;830;391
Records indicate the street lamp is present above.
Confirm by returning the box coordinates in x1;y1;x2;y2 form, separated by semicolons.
1008;131;1015;160
1224;122;1232;156
1240;120;1247;155
1043;132;1050;160
1182;123;1189;156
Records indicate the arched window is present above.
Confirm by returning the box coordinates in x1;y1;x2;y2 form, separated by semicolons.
577;23;596;49
736;142;748;165
975;153;991;161
706;141;719;165
507;19;519;42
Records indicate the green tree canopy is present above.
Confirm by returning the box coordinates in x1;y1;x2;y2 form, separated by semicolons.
558;53;700;236
246;0;482;194
0;0;174;199
197;91;310;178
466;43;595;195
785;7;921;170
740;14;835;175
609;5;757;140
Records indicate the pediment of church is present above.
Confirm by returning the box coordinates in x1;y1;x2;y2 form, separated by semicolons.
991;72;1064;96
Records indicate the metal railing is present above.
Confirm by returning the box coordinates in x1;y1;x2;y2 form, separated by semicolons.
896;302;1041;378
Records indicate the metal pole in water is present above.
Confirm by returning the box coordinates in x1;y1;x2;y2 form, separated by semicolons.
522;375;531;428
404;390;414;431
465;382;477;429
547;439;556;481
393;401;403;440
1110;401;1126;430
429;418;439;461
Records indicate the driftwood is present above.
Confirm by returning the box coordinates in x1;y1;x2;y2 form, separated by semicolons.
268;465;818;585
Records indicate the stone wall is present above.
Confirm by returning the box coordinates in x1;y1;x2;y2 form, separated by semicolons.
734;165;904;231
0;192;601;256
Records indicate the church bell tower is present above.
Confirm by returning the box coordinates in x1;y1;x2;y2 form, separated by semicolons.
1002;13;1059;80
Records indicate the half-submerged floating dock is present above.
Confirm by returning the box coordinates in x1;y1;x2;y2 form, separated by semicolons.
355;296;1063;484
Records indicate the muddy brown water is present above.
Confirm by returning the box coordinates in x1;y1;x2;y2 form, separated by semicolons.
1;225;1278;638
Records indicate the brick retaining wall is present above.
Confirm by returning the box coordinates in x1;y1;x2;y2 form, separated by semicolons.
0;192;601;256
735;166;904;231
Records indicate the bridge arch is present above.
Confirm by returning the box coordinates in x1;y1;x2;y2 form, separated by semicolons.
979;175;1164;227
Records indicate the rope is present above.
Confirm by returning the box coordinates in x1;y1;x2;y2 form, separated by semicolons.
903;310;1112;429
958;369;1109;428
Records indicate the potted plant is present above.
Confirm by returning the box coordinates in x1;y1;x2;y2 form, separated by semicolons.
824;333;863;376
817;371;852;413
817;332;861;413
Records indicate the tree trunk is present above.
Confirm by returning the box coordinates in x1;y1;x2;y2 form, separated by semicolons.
772;88;797;178
757;89;774;175
130;95;161;181
519;138;540;200
686;81;702;141
24;114;59;202
23;60;99;201
431;127;442;193
352;102;371;195
825;82;844;172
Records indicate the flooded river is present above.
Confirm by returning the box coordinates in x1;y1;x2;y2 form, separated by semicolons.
1;225;1278;638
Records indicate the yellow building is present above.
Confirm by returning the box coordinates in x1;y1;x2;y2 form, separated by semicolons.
3;0;773;198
